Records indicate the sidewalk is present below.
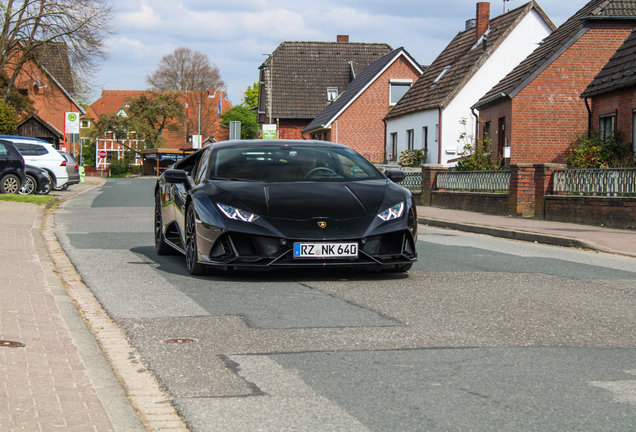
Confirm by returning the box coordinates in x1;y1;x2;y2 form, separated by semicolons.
417;206;636;258
0;181;146;431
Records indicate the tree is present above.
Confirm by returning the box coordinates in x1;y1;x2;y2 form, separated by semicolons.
0;99;18;133
220;105;258;139
0;0;115;102
146;47;225;92
91;92;186;149
243;82;258;108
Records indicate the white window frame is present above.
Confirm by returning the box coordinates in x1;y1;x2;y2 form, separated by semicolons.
389;79;413;106
327;87;338;102
407;129;414;150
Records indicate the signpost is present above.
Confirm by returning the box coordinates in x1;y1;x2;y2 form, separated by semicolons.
263;124;277;139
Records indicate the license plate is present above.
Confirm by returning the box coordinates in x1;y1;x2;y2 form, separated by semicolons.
293;242;358;258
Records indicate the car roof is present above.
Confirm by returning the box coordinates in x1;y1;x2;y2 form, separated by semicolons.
0;135;53;145
210;139;351;150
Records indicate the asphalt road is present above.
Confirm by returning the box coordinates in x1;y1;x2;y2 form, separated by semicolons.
55;178;636;432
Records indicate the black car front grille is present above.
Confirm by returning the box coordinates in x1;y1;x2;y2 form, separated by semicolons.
205;230;416;267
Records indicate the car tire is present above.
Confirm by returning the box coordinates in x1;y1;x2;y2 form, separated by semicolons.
37;172;53;195
0;174;21;194
155;191;176;255
18;174;37;195
185;204;207;275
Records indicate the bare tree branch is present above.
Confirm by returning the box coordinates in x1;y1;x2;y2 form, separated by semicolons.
146;47;225;92
0;0;116;101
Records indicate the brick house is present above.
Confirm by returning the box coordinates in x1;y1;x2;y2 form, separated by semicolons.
580;26;636;158
385;1;555;166
11;42;84;148
301;48;423;162
88;89;231;164
257;36;393;140
473;0;636;165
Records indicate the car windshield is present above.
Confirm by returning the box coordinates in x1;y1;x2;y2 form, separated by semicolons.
209;145;383;182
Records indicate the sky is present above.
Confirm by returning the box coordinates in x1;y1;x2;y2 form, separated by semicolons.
94;0;591;105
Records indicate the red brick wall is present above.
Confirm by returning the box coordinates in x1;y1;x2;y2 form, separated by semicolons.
479;22;635;164
276;119;310;140
328;55;421;162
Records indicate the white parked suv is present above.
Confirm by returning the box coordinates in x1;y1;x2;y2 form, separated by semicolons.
0;135;69;188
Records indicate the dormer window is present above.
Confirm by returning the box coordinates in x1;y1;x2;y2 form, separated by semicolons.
327;87;338;102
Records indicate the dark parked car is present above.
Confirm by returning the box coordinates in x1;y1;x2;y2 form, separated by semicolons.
54;151;80;190
18;164;51;195
155;140;418;275
0;139;25;194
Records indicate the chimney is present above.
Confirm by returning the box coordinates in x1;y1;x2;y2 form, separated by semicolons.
337;35;349;43
475;2;490;42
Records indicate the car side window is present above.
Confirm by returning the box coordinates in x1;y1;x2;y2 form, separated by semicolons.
36;145;48;155
194;148;211;184
0;143;7;156
15;143;33;155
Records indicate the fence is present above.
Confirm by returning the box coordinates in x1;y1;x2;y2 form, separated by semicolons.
375;165;422;192
553;168;636;196
436;170;511;192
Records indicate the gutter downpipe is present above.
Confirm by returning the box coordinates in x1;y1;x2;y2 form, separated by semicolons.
383;118;387;164
471;107;479;147
437;107;443;164
584;97;592;138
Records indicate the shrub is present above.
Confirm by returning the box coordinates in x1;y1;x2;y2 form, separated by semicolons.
398;148;427;167
565;131;632;169
108;162;127;176
455;118;502;171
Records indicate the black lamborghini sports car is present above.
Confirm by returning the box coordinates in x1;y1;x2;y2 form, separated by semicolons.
154;140;418;274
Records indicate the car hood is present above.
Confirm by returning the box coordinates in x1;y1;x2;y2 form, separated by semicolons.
211;180;395;220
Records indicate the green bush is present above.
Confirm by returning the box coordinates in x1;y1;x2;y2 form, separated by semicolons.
565;131;632;169
455;118;502;171
398;149;427;167
108;162;127;176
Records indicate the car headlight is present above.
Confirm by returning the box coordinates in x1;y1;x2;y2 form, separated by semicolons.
216;203;260;222
377;202;404;221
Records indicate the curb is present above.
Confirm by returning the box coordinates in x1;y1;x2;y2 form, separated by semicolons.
417;216;636;258
43;181;190;431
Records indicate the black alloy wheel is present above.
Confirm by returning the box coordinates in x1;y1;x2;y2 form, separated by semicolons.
18;175;36;195
154;191;175;255
0;174;20;194
185;204;206;275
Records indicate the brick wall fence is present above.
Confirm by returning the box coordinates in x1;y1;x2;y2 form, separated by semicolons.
422;164;636;229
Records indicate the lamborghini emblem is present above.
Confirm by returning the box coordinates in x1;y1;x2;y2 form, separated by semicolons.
317;221;327;228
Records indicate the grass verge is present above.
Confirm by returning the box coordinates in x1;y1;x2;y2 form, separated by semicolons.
0;193;57;207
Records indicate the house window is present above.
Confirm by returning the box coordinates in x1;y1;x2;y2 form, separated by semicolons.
407;129;414;150
388;132;398;161
484;121;491;141
327;87;338;102
498;117;507;159
80;119;90;129
390;80;412;105
600;115;615;141
422;127;428;153
18;88;28;96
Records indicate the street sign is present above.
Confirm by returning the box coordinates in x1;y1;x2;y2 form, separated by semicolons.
192;135;202;149
98;149;107;158
263;124;277;139
65;112;80;134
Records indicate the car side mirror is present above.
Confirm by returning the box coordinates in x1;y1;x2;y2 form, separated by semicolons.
385;169;406;183
163;169;188;184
